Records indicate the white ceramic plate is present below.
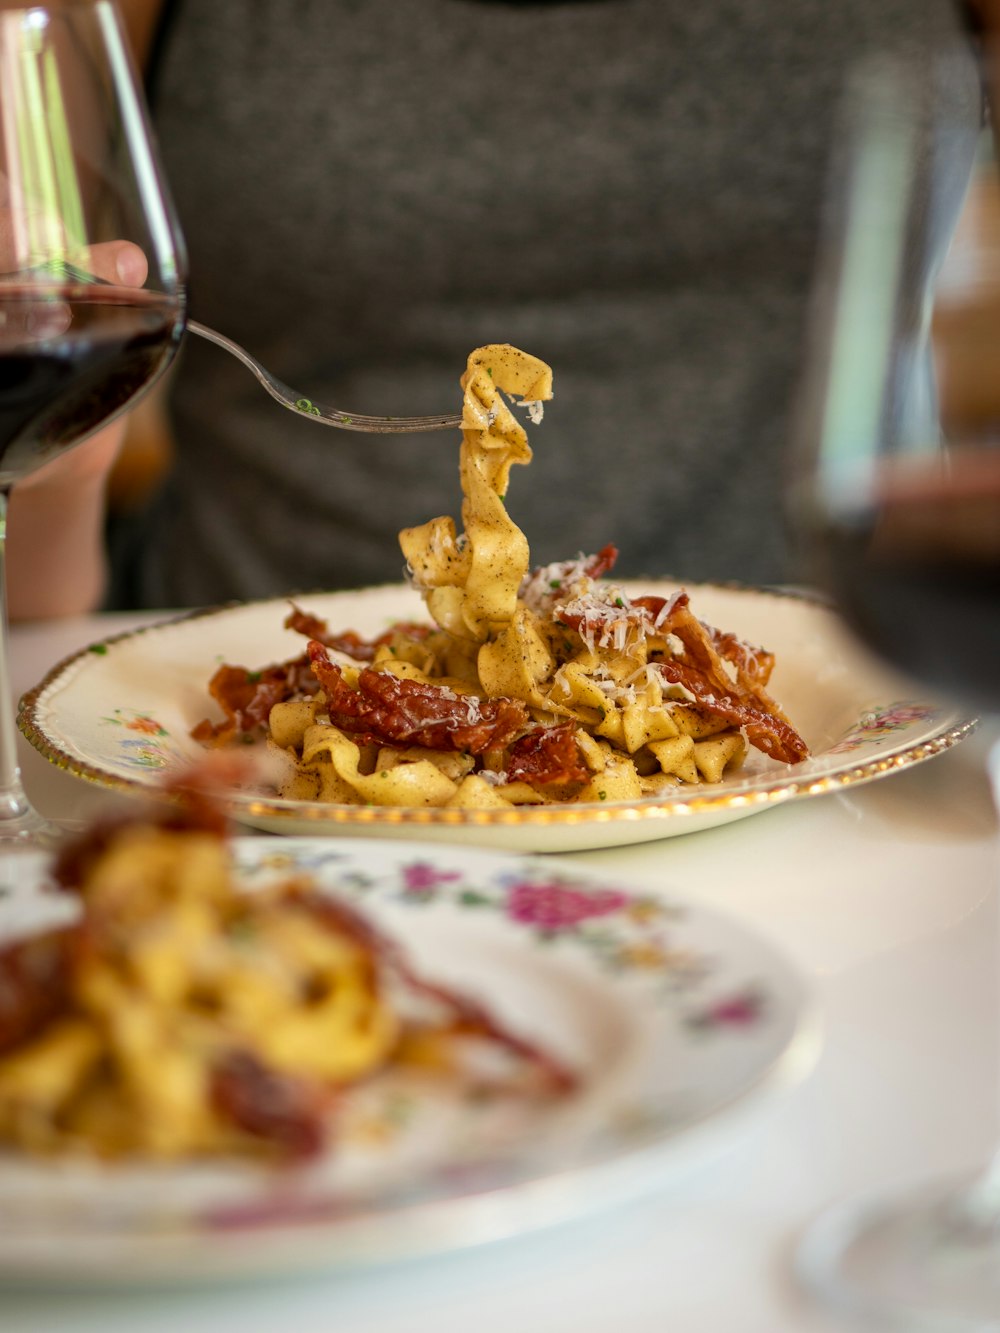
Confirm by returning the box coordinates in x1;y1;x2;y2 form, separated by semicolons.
0;837;819;1286
18;582;973;853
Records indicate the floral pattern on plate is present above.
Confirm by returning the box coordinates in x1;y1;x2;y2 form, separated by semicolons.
235;845;704;987
827;702;942;754
98;708;189;770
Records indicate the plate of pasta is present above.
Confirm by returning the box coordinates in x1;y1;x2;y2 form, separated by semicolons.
18;580;971;852
0;802;819;1285
19;344;973;852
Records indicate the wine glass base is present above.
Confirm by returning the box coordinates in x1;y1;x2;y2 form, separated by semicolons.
798;1170;1000;1331
0;793;65;850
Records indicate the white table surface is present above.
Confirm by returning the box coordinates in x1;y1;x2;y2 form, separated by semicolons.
2;612;997;1333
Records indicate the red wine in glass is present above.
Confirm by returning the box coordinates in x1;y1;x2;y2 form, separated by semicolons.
816;451;1000;714
0;283;183;485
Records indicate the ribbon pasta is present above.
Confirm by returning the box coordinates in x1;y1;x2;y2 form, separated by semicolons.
0;798;574;1161
400;344;553;640
194;345;809;809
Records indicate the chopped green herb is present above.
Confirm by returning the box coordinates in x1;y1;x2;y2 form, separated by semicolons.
245;671;262;683
549;580;561;589
88;644;108;656
614;597;624;608
598;791;607;801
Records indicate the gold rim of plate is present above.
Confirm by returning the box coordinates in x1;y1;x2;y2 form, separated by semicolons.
17;587;979;830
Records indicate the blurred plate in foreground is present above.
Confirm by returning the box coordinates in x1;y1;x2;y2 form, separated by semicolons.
0;836;818;1287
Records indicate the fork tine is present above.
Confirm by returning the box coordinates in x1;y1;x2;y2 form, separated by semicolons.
318;412;464;433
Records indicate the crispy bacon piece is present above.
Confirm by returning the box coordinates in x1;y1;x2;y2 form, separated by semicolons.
299;891;576;1097
294;890;389;969
283;605;331;643
285;604;432;663
710;630;775;686
582;543;619;579
654;659;808;764
308;641;528;753
303;630;376;662
210;1048;329;1159
640;594;777;686
577;589;807;764
556;588;686;649
651;596;808;765
560;590;776;696
411;983;579;1096
630;592;684;626
506;722;588;786
0;929;77;1054
556;602;641;647
190;656;318;745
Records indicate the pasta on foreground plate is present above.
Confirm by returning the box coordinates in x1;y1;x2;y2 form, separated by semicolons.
195;345;808;810
0;791;572;1161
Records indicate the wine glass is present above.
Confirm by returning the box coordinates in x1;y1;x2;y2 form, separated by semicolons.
792;47;1000;1329
0;1;186;844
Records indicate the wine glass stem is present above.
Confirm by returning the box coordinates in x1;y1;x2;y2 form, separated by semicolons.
960;734;1000;1223
988;734;1000;820
0;487;31;819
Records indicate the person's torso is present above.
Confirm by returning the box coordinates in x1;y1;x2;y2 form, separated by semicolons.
133;0;980;607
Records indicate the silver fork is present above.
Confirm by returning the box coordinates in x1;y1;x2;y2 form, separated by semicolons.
25;263;463;434
187;321;462;434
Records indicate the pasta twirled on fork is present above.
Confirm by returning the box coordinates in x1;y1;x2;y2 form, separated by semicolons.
194;345;808;808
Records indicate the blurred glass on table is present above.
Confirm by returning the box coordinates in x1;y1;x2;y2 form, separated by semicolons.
792;45;1000;1331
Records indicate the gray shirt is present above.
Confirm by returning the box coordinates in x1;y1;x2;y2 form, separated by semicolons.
125;0;981;608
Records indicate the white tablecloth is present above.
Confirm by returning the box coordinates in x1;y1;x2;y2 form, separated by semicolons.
2;612;997;1333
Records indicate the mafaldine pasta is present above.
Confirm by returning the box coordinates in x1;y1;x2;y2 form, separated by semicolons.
193;345;809;809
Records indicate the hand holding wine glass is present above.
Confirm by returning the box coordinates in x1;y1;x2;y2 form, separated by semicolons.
0;0;186;844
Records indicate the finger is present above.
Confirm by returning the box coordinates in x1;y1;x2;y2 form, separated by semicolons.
82;240;148;287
